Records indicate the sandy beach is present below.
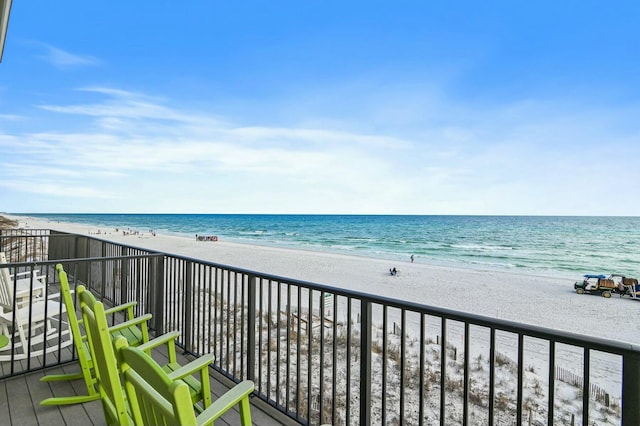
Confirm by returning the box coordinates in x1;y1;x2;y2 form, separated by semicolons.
7;214;639;347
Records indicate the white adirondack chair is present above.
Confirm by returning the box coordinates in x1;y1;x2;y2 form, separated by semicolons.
0;252;46;305
0;253;72;361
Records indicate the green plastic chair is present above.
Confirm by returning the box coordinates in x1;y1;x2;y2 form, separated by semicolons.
80;288;132;424
40;264;152;406
81;292;217;425
81;284;216;411
116;335;254;426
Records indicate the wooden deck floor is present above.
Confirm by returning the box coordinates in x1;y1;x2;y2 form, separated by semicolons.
0;347;297;426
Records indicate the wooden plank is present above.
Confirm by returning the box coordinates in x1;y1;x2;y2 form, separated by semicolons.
4;375;38;425
0;380;9;424
56;365;102;426
36;364;99;426
25;371;65;426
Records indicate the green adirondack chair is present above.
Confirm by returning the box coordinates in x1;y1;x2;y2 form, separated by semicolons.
115;335;254;426
81;290;217;425
40;264;152;406
80;286;132;424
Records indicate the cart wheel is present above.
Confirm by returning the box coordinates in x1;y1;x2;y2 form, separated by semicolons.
576;288;584;294
603;291;612;298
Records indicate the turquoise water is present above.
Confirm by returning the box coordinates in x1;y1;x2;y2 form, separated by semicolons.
20;214;640;277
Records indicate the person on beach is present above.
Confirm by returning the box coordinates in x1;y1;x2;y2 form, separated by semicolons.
410;255;414;263
390;267;397;276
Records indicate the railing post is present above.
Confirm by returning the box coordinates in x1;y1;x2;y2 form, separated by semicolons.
84;234;90;258
149;255;165;335
120;247;129;304
247;275;257;382
48;232;56;260
622;351;640;425
184;260;193;353
76;235;89;283
360;300;372;425
72;234;80;260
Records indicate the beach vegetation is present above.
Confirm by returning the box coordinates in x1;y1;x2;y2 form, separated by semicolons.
494;392;512;411
473;353;484;372
495;351;511;367
468;380;486;407
388;343;401;364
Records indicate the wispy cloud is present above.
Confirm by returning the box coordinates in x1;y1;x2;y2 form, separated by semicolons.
0;114;25;121
37;44;100;69
1;180;116;199
39;87;214;127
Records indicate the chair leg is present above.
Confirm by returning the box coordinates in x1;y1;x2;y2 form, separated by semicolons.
40;362;98;406
40;361;100;406
40;371;85;382
239;397;252;426
40;393;100;406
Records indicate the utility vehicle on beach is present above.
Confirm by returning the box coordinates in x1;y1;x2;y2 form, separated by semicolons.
610;274;640;299
574;274;618;298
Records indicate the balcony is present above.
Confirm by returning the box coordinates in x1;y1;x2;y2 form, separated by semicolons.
1;228;639;425
1;344;297;425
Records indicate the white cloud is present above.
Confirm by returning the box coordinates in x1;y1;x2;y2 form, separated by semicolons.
36;44;100;69
0;114;24;121
1;87;639;215
1;180;115;199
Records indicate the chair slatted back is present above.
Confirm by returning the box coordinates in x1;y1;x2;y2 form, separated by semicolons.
57;264;96;393
40;264;150;407
0;252;14;309
116;337;197;426
81;293;131;425
117;335;254;426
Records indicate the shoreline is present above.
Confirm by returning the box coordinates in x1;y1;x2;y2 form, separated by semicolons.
14;213;629;279
4;213;640;346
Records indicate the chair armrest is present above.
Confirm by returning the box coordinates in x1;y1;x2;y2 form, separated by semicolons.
137;331;181;352
12;272;47;285
13;271;31;277
14;282;46;298
13;271;43;278
106;313;153;333
196;380;255;425
167;353;215;381
13;291;53;308
103;301;137;315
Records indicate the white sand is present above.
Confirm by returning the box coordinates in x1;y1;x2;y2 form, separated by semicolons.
9;214;639;347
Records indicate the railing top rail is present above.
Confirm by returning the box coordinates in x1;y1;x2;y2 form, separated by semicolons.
0;228;51;234
1;253;165;269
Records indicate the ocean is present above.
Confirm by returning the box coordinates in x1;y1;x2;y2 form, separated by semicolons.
20;214;640;278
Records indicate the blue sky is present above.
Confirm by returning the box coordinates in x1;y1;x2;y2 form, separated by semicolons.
1;1;639;215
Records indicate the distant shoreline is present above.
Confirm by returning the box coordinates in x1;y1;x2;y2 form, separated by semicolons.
11;212;639;279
